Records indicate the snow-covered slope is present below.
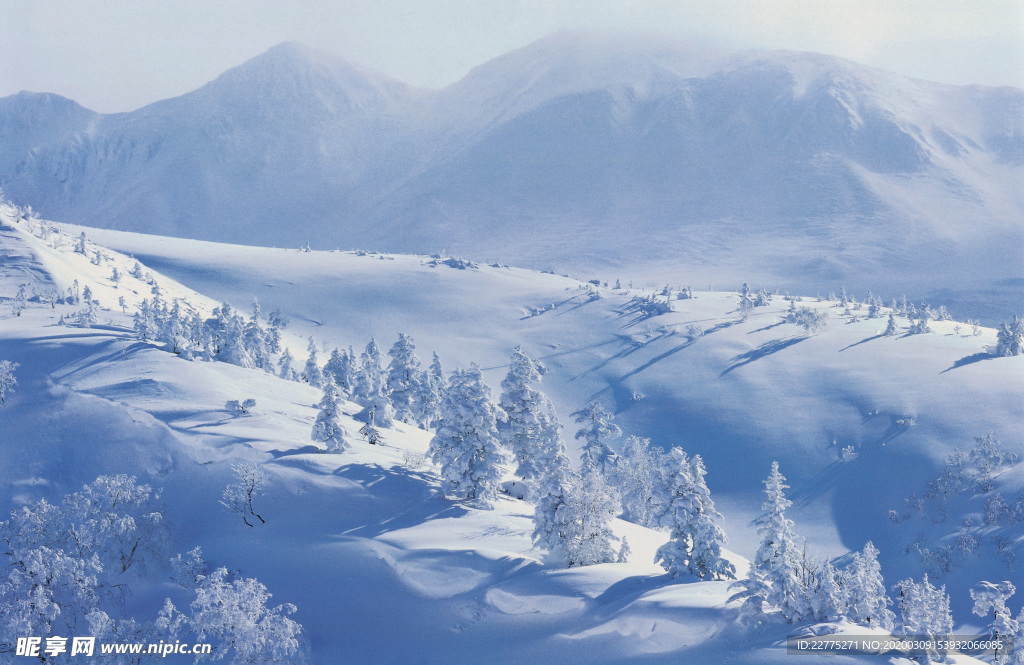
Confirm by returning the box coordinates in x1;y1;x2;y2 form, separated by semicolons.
12;211;1017;628
1;33;1022;320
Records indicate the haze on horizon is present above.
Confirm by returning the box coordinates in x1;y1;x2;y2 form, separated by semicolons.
1;0;1022;114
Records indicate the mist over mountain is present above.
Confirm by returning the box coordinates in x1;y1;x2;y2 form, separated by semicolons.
2;33;1021;316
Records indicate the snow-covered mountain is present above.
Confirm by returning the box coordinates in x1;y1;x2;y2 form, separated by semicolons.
2;201;1021;662
2;33;1022;320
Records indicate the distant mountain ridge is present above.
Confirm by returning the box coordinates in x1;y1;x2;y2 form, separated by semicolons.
2;33;1022;312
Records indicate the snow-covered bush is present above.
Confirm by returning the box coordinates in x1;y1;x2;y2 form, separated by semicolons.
786;306;828;333
226;398;256;416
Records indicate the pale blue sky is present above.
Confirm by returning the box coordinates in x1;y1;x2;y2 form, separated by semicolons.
2;0;1022;113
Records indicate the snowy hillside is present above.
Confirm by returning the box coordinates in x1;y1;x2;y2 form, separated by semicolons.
1;201;1021;662
1;32;1022;320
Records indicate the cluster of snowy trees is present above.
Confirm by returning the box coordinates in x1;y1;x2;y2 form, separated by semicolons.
133;297;289;368
307;334;445;452
0;475;304;663
996;316;1024;356
891;432;1022;574
422;346;734;576
730;463;897;627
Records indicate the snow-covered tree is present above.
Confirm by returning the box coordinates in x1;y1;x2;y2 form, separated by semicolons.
301;337;323;388
572;402;621;479
428;365;509;506
971;581;1018;665
816;561;847;622
0;360;17;405
11;285;26;316
844;542;895;630
995;316;1024;356
311;379;349;453
181;567;303;664
386;333;426;425
278;348;297;381
534;467;620;568
730;461;807;622
420;352;445;428
324;347;357;400
654;449;735;580
893;575;952;664
75;231;87;254
221;463;266;527
498;347;568;498
617;435;661;527
355;339;394;427
883;312;899;336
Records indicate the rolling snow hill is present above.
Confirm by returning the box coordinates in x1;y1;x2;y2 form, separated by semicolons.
1;203;1021;665
1;33;1022;320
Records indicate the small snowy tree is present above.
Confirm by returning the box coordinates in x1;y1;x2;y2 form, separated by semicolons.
572;402;621;479
386;333;426;425
279;348;297;381
0;360;17;405
971;581;1018;665
311;379;349;453
221;463;266;527
730;461;807;622
356;338;394;427
618;435;661;527
11;285;26;316
844;542;895;630
498;347;568;498
428;365;509;506
301;337;323;388
995;316;1024;356
536;468;620;568
184;567;303;664
324;347;357;400
654;449;734;580
420;352;445;428
883;312;899;336
892;575;952;664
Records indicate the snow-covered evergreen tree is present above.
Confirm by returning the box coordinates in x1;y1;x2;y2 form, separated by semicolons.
883;312;899;336
618;435;661;527
654;449;734;580
420;352;445;428
278;348;296;381
386;333;426;425
498;347;568;498
301;337;323;388
844;542;895;630
730;461;807;622
996;316;1024;357
535;467;620;568
324;347;357;400
572;402;621;479
893;574;952;663
311;379;349;453
428;365;509;506
816;561;847;622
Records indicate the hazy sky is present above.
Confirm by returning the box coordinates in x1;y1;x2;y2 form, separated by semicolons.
2;0;1022;113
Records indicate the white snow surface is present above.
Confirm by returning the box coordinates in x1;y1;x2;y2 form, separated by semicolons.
1;204;1018;663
